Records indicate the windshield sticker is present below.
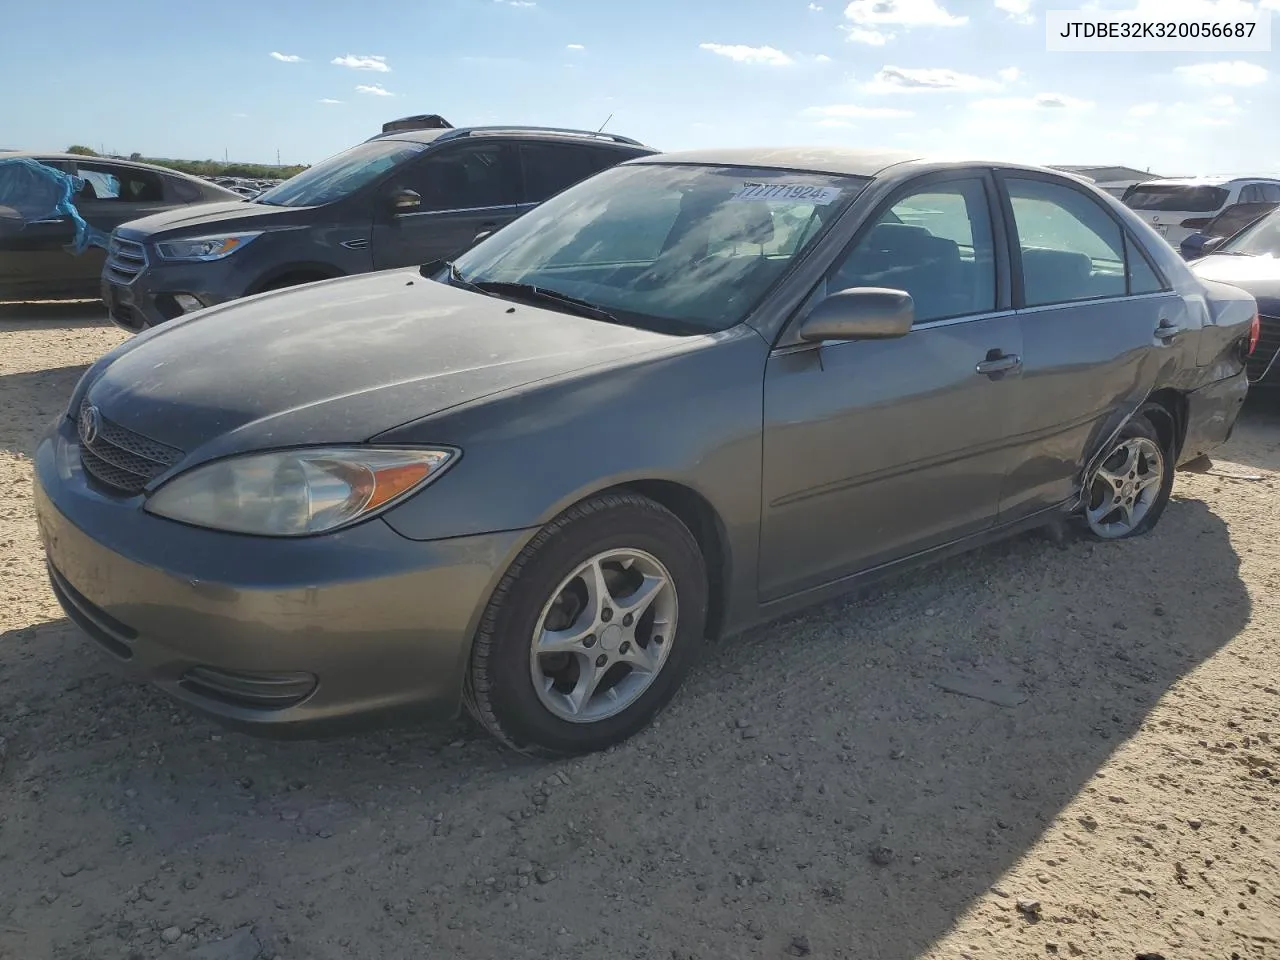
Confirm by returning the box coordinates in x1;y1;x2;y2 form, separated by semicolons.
729;182;842;205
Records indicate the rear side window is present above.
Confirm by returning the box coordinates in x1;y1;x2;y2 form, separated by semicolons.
1261;184;1280;202
1123;185;1229;213
1006;177;1127;306
76;164;165;202
1124;235;1165;295
519;142;609;204
168;176;203;203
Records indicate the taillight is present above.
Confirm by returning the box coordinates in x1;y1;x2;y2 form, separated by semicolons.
1181;217;1211;229
1248;312;1261;355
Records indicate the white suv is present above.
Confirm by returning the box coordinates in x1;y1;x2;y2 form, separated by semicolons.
1123;176;1280;247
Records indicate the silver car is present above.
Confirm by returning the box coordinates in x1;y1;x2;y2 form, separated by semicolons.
35;148;1256;756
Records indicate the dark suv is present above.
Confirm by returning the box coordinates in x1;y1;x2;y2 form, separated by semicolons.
101;125;656;331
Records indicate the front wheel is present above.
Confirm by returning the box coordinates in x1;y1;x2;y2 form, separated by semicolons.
1082;412;1173;540
465;492;708;757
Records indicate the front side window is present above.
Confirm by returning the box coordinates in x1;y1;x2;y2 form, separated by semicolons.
254;138;428;207
825;178;996;324
1006;177;1126;306
451;163;867;334
1220;208;1280;258
405;142;510;211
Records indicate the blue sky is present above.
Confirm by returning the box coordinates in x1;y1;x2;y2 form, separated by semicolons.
1;0;1276;176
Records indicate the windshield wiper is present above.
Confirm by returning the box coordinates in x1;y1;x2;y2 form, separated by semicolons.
455;277;622;324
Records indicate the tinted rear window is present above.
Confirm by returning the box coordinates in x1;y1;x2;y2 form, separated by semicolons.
1124;185;1229;213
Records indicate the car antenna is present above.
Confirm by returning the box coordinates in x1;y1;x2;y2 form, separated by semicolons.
598;113;613;133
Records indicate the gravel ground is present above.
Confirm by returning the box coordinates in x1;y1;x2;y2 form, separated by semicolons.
2;301;1279;960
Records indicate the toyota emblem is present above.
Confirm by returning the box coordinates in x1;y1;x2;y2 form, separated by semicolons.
79;405;102;446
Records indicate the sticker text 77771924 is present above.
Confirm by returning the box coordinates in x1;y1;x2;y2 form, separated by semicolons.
729;182;842;205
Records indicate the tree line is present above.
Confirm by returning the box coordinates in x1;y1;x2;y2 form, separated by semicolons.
66;145;308;180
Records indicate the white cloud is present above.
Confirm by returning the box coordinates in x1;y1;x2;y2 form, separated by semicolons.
699;43;794;65
318;98;343;104
846;27;890;44
997;66;1022;82
355;83;394;96
809;1;823;8
970;92;1095;111
232;112;249;118
1126;95;1244;127
566;43;585;50
844;0;967;26
1175;60;1267;86
494;0;536;6
994;0;1034;22
270;51;304;62
862;66;1003;93
803;103;916;119
1112;0;1279;16
332;54;390;72
814;53;833;62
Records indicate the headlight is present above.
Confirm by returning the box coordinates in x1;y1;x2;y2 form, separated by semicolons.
155;232;262;262
145;447;458;536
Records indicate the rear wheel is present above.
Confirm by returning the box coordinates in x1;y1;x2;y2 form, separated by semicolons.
1082;413;1173;540
465;492;708;757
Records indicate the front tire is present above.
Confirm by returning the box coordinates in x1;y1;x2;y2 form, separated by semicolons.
1081;411;1173;540
465;492;708;757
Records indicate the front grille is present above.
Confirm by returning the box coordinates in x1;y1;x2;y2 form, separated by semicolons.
76;399;184;495
1248;314;1280;383
105;235;148;284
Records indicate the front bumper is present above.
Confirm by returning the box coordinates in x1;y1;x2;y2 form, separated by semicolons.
1246;314;1280;386
101;263;239;332
34;416;534;737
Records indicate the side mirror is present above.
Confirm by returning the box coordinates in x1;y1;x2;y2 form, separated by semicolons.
798;287;914;343
389;189;421;215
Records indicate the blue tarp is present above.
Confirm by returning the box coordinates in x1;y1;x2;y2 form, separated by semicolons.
0;157;111;253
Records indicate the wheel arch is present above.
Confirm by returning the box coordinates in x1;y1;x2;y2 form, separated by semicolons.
607;479;732;641
246;262;345;295
1141;387;1189;462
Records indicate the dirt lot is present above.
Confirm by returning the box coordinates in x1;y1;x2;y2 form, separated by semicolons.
1;301;1278;960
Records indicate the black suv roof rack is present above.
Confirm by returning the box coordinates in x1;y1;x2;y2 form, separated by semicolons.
382;114;453;134
434;125;645;147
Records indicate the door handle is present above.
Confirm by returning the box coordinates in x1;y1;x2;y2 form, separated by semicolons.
975;352;1022;377
1155;320;1183;341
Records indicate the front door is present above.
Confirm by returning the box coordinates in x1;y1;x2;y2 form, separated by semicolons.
759;173;1023;602
371;141;520;269
994;173;1199;520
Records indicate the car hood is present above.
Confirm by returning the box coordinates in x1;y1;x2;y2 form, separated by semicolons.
1191;254;1280;312
86;270;692;463
114;199;310;239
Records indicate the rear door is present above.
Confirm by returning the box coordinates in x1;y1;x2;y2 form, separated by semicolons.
67;161;174;287
371;140;519;269
996;173;1195;521
0;159;81;297
517;142;628;212
759;171;1022;601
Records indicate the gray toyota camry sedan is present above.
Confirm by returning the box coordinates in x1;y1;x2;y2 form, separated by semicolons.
35;148;1258;756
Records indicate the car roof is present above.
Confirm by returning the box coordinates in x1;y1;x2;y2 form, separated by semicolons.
5;152;220;183
628;148;1121;183
372;126;655;151
1131;176;1280;187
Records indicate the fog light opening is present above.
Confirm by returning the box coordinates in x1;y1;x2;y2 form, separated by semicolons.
174;294;206;314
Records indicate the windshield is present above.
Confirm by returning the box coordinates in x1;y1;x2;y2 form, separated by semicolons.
254;139;428;207
1207;202;1277;240
1220;208;1280;257
449;162;867;334
1124;184;1228;213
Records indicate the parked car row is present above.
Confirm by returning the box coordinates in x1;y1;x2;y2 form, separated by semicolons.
35;146;1261;756
100;124;656;330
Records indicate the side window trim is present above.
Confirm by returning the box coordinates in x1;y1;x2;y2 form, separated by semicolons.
778;168;1010;344
994;170;1158;310
1122;230;1172;295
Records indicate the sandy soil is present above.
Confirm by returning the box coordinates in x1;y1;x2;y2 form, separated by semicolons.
1;301;1278;960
